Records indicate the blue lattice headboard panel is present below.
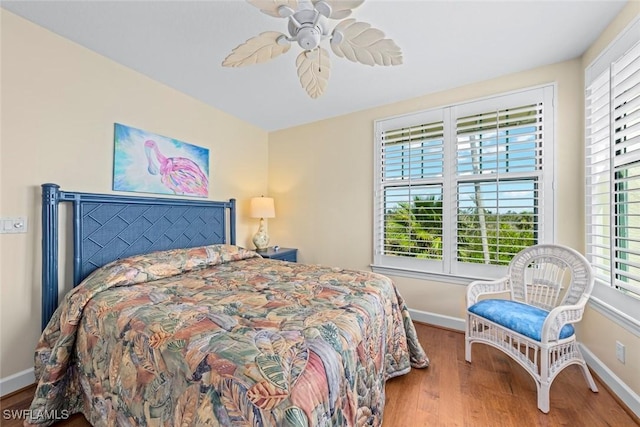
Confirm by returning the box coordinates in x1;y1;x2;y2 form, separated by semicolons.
77;201;228;279
41;183;236;329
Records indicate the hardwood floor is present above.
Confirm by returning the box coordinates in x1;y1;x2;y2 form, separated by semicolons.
2;323;638;426
384;323;639;426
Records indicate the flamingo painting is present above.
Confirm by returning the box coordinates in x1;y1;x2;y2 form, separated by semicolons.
144;140;209;196
113;123;209;198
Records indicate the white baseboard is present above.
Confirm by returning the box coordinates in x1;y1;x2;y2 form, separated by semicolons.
408;308;640;419
580;344;640;418
0;368;35;398
408;308;466;331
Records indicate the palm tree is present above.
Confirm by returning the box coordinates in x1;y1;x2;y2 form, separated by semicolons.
384;195;443;259
385;195;535;264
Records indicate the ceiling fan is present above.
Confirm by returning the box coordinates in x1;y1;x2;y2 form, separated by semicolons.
222;0;402;99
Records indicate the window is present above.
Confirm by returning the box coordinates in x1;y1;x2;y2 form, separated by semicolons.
586;34;640;300
374;86;555;280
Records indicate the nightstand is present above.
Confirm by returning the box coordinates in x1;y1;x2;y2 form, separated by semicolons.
257;247;297;262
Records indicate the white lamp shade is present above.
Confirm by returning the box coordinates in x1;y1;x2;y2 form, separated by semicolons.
250;197;275;219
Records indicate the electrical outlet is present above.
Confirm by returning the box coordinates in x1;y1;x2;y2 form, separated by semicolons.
0;217;28;234
616;341;625;364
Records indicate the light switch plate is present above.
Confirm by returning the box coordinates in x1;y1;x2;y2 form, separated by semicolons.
0;217;28;234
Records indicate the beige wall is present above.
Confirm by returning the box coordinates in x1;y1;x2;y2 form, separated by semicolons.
0;10;269;380
268;3;640;399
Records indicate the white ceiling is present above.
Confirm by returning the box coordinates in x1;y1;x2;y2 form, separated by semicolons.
2;0;628;131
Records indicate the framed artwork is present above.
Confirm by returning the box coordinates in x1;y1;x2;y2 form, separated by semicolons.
113;123;209;198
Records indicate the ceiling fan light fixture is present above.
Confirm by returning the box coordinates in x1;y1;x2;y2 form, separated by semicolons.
296;26;322;50
223;0;402;98
287;9;327;50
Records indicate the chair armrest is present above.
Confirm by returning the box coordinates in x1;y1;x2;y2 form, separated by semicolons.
466;277;510;307
540;302;586;342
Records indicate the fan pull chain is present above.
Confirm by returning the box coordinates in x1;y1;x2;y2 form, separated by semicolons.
318;48;322;73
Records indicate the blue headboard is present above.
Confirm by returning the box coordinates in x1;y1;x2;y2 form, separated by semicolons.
41;183;236;329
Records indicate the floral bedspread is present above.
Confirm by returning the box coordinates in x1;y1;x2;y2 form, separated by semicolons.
27;245;429;426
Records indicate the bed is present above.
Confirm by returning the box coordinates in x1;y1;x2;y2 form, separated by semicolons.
27;184;429;426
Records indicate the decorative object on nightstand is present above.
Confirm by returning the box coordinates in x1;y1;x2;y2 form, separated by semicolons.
258;247;298;262
250;196;275;251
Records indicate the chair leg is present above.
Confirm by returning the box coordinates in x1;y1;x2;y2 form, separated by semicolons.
538;350;550;413
537;384;550;414
536;347;599;413
579;361;599;393
465;317;472;362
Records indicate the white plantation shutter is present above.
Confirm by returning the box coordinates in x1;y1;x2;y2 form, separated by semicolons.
382;122;444;259
612;41;640;296
455;104;544;266
375;110;446;272
586;70;612;288
374;86;554;278
583;16;640;335
586;39;640;299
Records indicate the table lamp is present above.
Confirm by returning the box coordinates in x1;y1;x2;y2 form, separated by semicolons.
250;196;275;251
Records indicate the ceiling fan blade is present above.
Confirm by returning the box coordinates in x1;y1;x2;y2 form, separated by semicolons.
330;19;402;66
296;48;331;99
313;0;364;19
246;0;299;18
222;32;291;67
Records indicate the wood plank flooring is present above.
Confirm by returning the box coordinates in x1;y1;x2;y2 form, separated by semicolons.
384;323;639;426
2;323;638;426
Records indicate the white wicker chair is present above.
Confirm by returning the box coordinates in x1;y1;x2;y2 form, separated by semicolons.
465;244;598;413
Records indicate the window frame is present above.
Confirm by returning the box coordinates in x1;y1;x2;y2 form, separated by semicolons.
584;16;640;333
373;85;556;282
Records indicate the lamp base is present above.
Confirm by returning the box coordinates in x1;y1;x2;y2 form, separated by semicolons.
252;218;270;251
253;235;269;251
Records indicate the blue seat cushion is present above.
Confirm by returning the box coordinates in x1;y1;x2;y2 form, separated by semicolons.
468;299;575;341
